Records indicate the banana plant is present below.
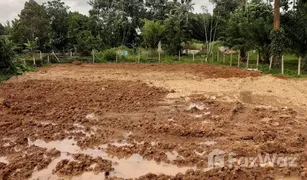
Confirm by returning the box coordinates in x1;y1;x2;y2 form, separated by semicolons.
24;40;38;65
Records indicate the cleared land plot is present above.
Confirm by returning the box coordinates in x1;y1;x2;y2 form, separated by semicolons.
0;63;307;180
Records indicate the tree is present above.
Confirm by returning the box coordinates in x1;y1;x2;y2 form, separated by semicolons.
270;0;284;67
0;24;5;36
88;0;145;47
0;38;15;70
164;0;194;55
145;0;169;20
274;0;280;30
223;8;251;61
211;0;242;17
11;0;49;50
141;20;165;48
46;0;70;51
67;12;89;52
222;2;273;62
248;2;273;63
283;0;307;68
76;31;102;56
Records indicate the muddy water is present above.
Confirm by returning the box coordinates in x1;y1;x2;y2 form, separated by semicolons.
29;139;195;179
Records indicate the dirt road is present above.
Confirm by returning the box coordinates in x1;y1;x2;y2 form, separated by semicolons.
0;63;307;180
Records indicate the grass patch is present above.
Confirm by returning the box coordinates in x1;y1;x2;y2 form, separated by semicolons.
0;73;14;82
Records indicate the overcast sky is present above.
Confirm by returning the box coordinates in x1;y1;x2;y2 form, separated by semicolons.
0;0;214;24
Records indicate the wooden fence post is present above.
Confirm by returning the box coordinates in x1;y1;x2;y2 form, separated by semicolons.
246;53;250;69
230;53;233;66
116;52;118;63
223;53;225;64
92;50;95;63
138;49;140;63
281;55;284;75
298;56;301;76
238;51;240;67
257;53;259;69
269;56;273;71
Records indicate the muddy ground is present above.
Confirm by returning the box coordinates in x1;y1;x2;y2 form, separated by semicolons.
0;63;307;180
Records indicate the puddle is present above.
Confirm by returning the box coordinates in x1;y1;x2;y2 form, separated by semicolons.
199;141;217;146
166;151;179;161
29;139;194;179
0;156;9;164
100;142;133;149
71;172;106;180
31;153;74;180
29;139;80;153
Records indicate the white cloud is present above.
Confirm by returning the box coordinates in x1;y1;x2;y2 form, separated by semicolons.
0;0;214;24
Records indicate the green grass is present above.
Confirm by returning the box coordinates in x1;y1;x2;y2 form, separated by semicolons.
19;49;306;78
0;73;14;83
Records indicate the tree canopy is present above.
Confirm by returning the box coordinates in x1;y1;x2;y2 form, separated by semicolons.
1;0;306;62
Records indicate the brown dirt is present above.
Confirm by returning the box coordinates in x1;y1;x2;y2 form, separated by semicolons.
0;63;307;180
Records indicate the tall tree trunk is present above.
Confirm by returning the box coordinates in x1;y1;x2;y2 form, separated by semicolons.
274;0;280;30
273;0;281;67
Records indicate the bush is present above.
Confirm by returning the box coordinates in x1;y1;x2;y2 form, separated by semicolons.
0;38;15;71
98;48;117;62
97;46;133;62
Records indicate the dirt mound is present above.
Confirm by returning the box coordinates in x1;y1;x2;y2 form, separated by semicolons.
72;60;82;65
99;63;262;79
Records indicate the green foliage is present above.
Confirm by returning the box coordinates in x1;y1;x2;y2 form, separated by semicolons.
67;12;89;49
88;0;146;47
11;0;49;50
97;46;132;62
24;40;37;54
0;38;15;71
0;24;5;36
141;20;165;48
76;31;103;56
211;0;244;17
46;0;69;51
163;1;194;55
11;62;34;75
223;2;273;62
98;48;117;62
282;0;307;58
270;28;286;56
